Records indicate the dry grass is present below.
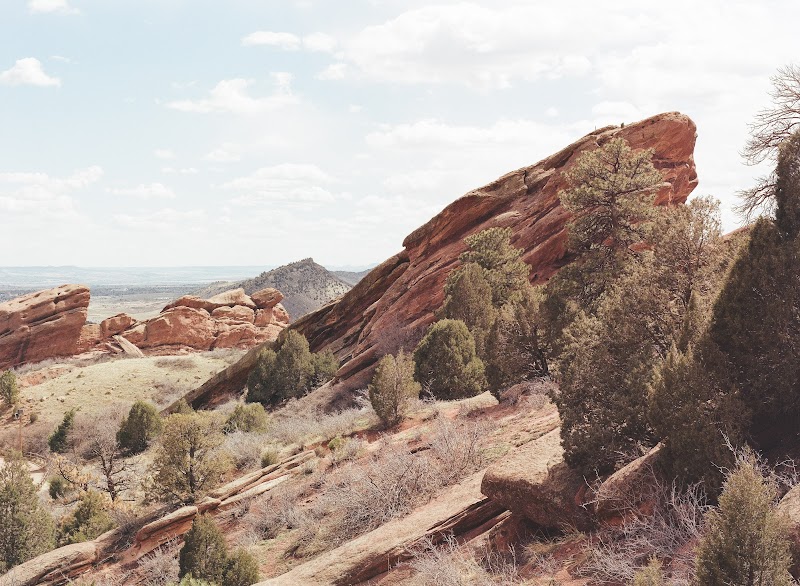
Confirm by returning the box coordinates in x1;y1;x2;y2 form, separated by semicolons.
136;537;180;586
223;431;268;471
10;354;231;424
579;475;708;584
154;356;198;370
409;535;521;586
266;399;377;446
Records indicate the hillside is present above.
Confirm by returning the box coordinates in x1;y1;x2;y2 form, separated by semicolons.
332;269;372;287
193;259;351;321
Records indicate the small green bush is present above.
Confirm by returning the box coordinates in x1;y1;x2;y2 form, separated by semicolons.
224;403;268;434
311;349;339;386
0;370;19;407
48;409;76;454
117;400;163;454
369;351;420;427
632;558;666;586
223;548;260;586
48;476;71;500
57;490;115;545
178;515;259;586
260;448;279;468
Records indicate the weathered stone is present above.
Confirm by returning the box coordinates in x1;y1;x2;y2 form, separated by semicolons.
0;284;90;369
0;541;97;586
481;428;591;531
251;287;284;310
593;443;663;520
100;313;136;337
211;305;255;323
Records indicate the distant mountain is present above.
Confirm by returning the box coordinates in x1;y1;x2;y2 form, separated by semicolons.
192;258;352;321
333;269;372;287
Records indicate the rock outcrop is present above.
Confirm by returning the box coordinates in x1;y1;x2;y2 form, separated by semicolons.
82;287;290;355
480;428;592;531
0;284;90;370
288;112;698;392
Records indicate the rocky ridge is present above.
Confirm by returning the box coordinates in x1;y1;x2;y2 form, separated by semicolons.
291;113;698;392
0;286;289;370
193;258;352;321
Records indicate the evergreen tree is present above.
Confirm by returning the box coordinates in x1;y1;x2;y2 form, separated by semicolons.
693;454;793;586
117;400;163;454
223;548;260;586
150;412;229;503
413;319;486;400
246;331;333;406
0;451;56;571
48;409;76;453
0;370;19;408
458;227;530;308
369;351;421;427
442;262;495;354
57;490;115;545
179;515;228;584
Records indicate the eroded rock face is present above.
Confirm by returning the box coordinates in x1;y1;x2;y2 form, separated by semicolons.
0;284;90;370
124;289;290;352
293;112;698;391
480;428;591;531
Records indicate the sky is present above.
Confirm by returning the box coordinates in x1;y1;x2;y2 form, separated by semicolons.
0;0;797;268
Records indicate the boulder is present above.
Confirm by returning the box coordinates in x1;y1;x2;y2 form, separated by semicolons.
0;284;90;369
272;303;290;325
100;313;136;337
211;305;255;323
213;323;268;349
592;443;663;520
137;306;215;350
0;541;97;586
207;288;256;309
251;287;284;310
481;428;591;531
162;295;216;313
290;112;698;392
76;323;103;353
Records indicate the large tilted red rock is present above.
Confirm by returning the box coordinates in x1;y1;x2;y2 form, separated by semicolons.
0;284;90;370
291;112;698;391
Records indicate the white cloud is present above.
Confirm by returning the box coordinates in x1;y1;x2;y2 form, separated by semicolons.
317;63;348;80
162;167;198;175
109;183;176;199
0;166;102;214
154;149;175;160
0;58;61;87
114;208;206;232
204;143;242;163
28;0;78;14
167;74;296;114
241;30;336;52
222;163;338;206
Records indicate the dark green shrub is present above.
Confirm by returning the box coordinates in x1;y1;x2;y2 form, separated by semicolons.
224;403;268;434
57;490;115;545
117;400;163;454
311;349;339;386
179;515;228;584
48;476;71;500
413;319;486;400
48;409;75;453
223;548;260;586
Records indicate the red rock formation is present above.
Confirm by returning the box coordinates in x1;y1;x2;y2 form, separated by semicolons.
293;112;698;391
110;288;289;353
0;284;90;370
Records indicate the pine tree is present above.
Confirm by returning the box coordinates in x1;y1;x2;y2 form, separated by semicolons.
369;351;421;427
413;319;486;400
48;409;76;453
0;451;56;571
693;454;793;586
117;400;163;454
57;490;115;545
179;515;228;584
0;370;19;408
223;548;260;586
458;227;530;308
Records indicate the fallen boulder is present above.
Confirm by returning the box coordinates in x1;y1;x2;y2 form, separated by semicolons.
481;428;591;531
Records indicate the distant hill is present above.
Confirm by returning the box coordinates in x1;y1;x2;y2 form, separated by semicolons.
192;258;352;321
332;269;372;287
